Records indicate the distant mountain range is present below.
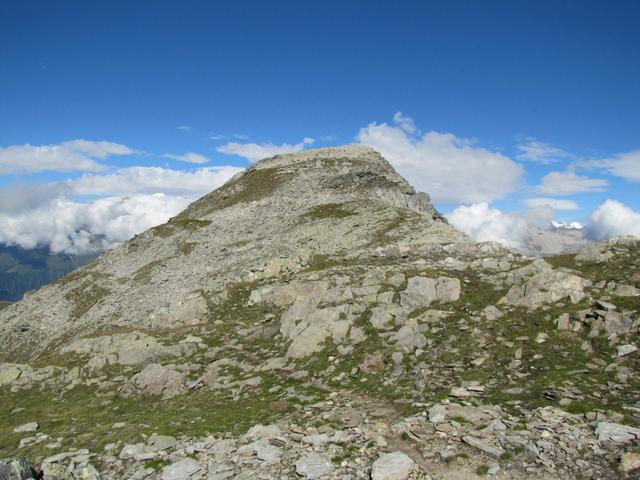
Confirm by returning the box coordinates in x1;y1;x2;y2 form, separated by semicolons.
0;243;97;301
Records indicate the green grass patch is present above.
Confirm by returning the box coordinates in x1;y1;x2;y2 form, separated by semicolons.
168;218;212;230
64;282;109;320
545;244;640;286
151;223;176;238
0;378;294;464
609;295;640;312
132;259;166;284
476;464;489;475
304;203;356;220
178;242;196;255
145;459;171;471
177;166;291;218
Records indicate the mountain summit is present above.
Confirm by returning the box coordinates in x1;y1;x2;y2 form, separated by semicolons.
0;145;461;358
1;146;639;479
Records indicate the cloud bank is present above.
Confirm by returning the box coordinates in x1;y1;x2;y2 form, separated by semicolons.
585;199;640;241
0;140;133;174
445;203;530;251
0;165;243;254
0;194;193;254
447;200;640;254
357;113;523;204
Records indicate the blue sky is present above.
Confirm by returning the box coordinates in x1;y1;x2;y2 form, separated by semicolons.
0;0;639;253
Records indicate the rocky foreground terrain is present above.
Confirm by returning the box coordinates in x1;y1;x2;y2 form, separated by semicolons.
0;146;638;479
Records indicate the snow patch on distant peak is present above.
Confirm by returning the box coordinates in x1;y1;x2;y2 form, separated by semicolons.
551;220;584;230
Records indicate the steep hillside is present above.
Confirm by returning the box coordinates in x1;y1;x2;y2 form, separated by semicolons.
0;147;638;479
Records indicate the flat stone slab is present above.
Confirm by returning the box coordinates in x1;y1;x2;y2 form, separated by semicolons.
596;422;640;444
295;452;334;479
463;435;505;458
161;458;202;480
13;422;38;433
371;451;415;480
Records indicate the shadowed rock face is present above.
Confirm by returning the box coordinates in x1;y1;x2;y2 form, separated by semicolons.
0;145;466;360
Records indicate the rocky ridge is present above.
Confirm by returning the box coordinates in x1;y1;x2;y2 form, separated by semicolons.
0;146;638;479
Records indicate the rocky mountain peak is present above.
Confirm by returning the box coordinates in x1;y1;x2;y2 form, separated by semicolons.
0;147;639;479
177;144;440;221
0;146;457;359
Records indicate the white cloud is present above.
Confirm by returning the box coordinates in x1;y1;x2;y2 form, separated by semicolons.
357;116;523;204
517;138;570;164
607;151;640;182
0;163;244;253
585;199;640;241
177;126;191;133
0;194;192;254
572;150;640;183
0;183;71;214
523;197;579;211
445;203;530;250
392;111;418;134
536;171;608;195
163;152;210;164
0;140;134;174
67;165;243;196
446;199;640;253
216;138;315;163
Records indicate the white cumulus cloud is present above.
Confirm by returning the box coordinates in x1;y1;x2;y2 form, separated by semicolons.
357;114;523;204
445;203;530;251
0;164;244;253
0;140;134;174
536;171;608;195
0;183;71;214
217;138;315;163
392;111;418;134
163;152;210;164
523;197;579;210
585;199;640;241
0;194;193;254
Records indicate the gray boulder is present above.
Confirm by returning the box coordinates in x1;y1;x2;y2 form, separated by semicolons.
130;363;186;399
596;422;640;444
160;458;202;480
371;451;415;480
604;311;633;335
295;452;334;479
501;261;590;308
400;276;460;310
0;458;37;480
